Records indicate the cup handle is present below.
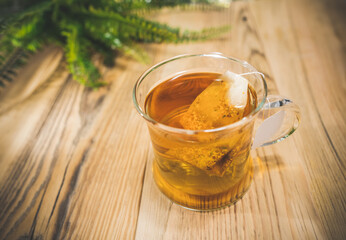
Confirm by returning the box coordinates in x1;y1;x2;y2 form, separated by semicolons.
252;95;301;149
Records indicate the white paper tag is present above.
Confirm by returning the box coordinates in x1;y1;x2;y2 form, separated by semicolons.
252;111;285;149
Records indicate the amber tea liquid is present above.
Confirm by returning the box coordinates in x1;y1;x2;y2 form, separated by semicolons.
145;72;257;210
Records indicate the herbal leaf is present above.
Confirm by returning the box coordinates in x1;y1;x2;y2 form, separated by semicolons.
0;0;230;89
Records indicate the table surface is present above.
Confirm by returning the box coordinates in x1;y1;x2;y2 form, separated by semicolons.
0;0;345;239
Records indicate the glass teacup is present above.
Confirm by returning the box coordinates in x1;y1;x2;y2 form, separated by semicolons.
133;53;300;210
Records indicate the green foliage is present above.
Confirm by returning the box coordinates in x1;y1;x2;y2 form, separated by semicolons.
0;0;230;89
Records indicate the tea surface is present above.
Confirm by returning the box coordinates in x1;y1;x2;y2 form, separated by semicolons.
145;72;256;130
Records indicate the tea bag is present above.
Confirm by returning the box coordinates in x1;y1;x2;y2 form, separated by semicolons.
174;71;249;175
180;71;249;130
169;145;230;173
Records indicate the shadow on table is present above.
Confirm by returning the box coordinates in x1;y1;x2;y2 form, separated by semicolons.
135;152;328;239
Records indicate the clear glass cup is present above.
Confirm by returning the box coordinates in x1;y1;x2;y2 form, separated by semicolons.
133;53;300;211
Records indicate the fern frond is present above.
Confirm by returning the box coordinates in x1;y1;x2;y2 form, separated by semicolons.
0;11;47;86
129;1;228;14
62;25;104;88
76;6;180;43
0;48;29;86
83;35;117;67
0;0;231;89
79;6;230;44
0;1;51;33
1;11;45;53
83;18;150;63
179;25;231;42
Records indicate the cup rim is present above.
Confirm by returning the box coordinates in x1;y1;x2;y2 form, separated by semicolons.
133;53;268;133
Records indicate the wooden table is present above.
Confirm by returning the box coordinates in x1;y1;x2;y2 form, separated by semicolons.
0;0;345;239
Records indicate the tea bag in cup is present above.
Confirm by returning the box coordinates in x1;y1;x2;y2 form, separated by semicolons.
180;71;249;130
168;71;250;176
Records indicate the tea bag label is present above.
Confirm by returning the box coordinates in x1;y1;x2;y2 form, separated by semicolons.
222;71;248;108
180;71;249;130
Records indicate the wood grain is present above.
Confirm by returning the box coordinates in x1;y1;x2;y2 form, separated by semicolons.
0;0;345;239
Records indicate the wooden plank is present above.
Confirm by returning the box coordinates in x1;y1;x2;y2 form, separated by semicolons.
250;0;346;238
0;50;151;238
